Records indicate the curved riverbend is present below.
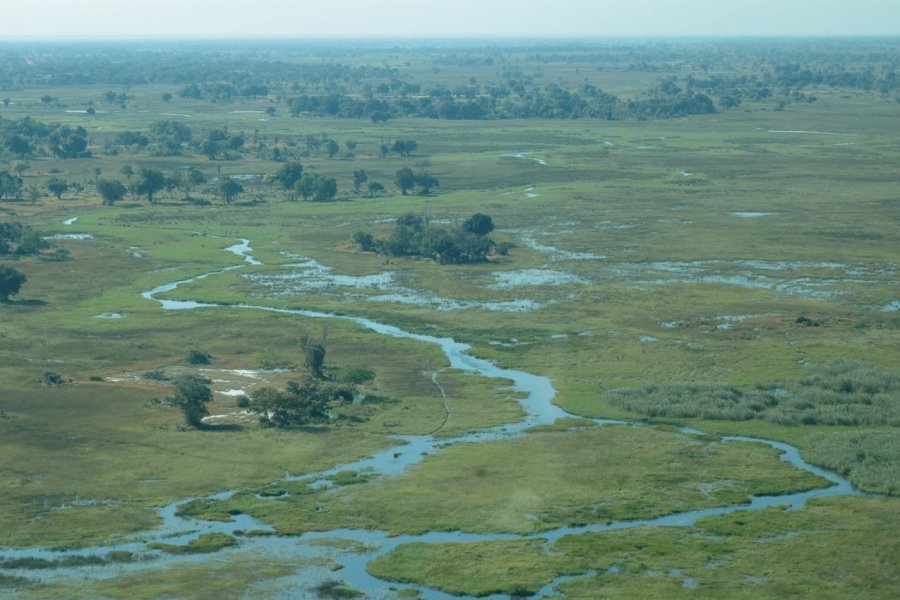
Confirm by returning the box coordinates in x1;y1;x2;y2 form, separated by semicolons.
0;238;866;599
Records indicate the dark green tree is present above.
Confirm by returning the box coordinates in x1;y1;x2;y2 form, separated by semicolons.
46;177;68;200
415;171;439;195
394;167;417;195
313;177;337;202
463;213;495;236
96;179;127;205
135;168;166;203
324;139;340;159
352;169;368;193
391;140;417;156
272;162;304;190
0;172;23;201
217;178;244;204
366;181;384;197
0;265;26;302
295;173;318;201
170;376;213;428
300;330;327;379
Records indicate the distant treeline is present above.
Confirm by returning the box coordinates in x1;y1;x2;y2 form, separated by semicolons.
2;40;898;121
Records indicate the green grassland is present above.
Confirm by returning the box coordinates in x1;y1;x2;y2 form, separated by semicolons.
1;44;899;598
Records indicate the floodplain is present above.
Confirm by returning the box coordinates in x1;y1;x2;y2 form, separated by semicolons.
0;38;898;598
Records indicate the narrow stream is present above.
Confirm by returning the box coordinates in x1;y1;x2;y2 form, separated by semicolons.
0;238;865;599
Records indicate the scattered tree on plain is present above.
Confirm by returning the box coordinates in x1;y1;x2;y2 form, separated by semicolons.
216;177;243;204
0;264;27;301
170;376;214;428
96;179;127;205
46;177;68;200
135;168;166;203
394;168;417;195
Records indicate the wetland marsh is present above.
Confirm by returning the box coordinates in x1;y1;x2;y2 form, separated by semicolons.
0;38;898;598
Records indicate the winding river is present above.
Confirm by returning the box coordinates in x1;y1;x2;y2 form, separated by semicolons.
1;238;864;598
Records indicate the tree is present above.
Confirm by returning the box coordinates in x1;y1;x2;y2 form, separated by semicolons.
0;265;26;302
170;376;213;428
0;172;23;201
415;171;439;195
135;168;166;203
272;162;303;190
217;177;243;204
300;330;328;379
366;181;385;197
47;177;68;200
463;213;495;236
5;135;30;156
295;173;318;201
391;139;417;157
249;378;337;428
352;169;368;193
395;167;417;195
313;177;337;202
324;139;340;159
96;179;127;205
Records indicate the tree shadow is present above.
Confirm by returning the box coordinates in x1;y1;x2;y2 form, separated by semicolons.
201;423;245;432
3;298;47;306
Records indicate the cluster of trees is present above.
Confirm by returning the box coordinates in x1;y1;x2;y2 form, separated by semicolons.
0;221;49;256
354;212;498;264
0;170;23;200
393;167;438;195
0;116;89;160
248;377;354;428
268;162;338;201
247;332;380;428
2;41;898;124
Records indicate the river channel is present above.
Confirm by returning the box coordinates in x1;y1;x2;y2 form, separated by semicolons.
0;238;864;599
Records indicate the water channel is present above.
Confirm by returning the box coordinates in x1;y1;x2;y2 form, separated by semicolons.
0;238;865;598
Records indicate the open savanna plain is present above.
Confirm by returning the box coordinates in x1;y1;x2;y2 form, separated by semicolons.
0;42;898;598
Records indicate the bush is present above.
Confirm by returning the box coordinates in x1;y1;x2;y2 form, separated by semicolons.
186;349;213;365
41;371;65;385
142;369;170;381
339;367;376;384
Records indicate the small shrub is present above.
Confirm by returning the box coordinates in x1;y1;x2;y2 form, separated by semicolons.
339;367;376;385
186;349;213;365
313;580;362;599
142;369;170;381
41;371;65;385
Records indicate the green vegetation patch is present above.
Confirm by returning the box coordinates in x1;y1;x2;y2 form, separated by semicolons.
607;360;900;427
21;551;300;600
368;538;575;597
806;429;900;495
182;425;828;536
370;496;900;599
148;532;238;555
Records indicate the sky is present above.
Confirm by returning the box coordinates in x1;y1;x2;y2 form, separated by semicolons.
1;0;899;39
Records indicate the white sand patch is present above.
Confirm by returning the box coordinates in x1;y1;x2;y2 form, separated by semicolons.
489;269;589;289
44;233;94;240
728;212;777;218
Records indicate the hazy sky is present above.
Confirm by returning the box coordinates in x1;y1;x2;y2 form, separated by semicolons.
2;0;899;39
